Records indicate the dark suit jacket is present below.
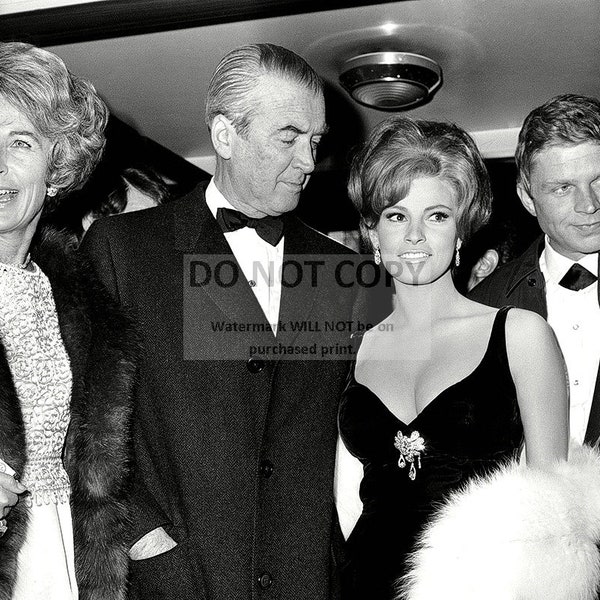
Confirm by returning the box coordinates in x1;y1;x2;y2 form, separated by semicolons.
470;235;600;446
80;182;359;600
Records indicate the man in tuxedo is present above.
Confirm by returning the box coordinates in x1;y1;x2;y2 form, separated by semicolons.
471;94;600;446
82;44;360;599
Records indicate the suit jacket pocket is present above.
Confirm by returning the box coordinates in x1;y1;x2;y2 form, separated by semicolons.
129;539;206;600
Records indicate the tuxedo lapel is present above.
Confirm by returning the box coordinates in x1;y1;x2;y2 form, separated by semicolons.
597;252;600;306
174;186;275;357
275;217;321;349
584;252;600;445
506;238;548;318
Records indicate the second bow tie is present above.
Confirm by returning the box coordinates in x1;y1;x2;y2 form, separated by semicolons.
559;263;598;291
216;207;284;246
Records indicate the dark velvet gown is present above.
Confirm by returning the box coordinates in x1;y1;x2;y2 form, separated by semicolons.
339;306;524;600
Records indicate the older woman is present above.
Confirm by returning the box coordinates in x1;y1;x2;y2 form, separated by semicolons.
335;116;600;600
0;42;136;600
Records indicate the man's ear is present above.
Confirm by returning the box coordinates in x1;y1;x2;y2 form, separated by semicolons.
517;183;537;217
474;249;500;278
210;114;235;160
468;249;500;291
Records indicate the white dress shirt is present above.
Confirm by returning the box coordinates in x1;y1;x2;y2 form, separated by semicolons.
205;179;284;334
540;238;600;444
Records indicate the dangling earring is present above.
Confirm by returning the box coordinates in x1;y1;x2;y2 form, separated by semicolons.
454;239;462;268
46;186;58;197
374;246;381;265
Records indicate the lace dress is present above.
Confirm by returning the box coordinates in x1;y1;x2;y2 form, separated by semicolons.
0;262;78;600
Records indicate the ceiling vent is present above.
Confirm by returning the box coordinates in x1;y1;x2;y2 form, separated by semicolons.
339;52;443;111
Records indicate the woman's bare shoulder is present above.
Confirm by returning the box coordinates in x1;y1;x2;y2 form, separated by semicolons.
505;307;553;340
504;307;561;371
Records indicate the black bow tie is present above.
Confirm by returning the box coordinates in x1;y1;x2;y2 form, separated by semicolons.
215;207;284;246
559;263;598;291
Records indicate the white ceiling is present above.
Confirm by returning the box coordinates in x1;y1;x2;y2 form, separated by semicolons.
1;0;106;16
34;0;600;171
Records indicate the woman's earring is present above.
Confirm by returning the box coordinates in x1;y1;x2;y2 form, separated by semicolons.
374;246;381;265
46;186;58;197
455;239;462;268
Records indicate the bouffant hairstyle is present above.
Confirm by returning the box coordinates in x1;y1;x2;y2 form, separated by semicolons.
516;94;600;195
348;116;493;249
0;42;109;197
205;43;323;136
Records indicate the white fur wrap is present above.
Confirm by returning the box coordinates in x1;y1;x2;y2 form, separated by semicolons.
397;444;600;600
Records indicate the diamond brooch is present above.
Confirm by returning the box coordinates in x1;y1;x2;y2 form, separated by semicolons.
394;430;425;480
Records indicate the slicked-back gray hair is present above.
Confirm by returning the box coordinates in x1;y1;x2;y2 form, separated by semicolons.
205;43;323;137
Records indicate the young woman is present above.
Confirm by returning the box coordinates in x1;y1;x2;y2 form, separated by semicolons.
336;116;600;600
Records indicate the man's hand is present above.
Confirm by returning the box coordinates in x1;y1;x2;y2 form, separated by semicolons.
129;526;178;560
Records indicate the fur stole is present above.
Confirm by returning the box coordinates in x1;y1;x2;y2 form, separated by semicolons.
0;227;138;600
398;444;600;600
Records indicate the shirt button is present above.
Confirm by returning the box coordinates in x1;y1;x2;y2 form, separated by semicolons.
258;572;273;589
574;380;579;386
247;358;266;373
249;279;257;287
259;460;274;478
573;324;579;330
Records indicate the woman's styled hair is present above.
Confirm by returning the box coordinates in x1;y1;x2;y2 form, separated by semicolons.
205;43;323;136
348;116;493;248
88;164;170;219
0;42;109;196
515;94;600;195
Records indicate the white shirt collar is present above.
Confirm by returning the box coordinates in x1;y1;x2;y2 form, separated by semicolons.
204;178;235;218
542;235;598;285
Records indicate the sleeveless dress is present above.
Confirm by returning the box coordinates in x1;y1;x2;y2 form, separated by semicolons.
338;306;524;600
0;261;78;599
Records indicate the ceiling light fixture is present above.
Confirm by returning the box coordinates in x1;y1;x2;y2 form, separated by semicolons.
339;51;443;111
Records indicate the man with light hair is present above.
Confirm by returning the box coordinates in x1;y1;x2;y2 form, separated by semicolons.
472;94;600;447
83;43;358;600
